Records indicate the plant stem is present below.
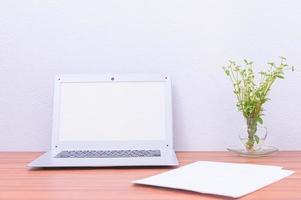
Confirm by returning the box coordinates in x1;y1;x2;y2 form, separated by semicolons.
246;117;257;151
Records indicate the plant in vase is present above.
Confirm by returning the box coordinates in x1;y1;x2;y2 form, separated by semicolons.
223;57;294;152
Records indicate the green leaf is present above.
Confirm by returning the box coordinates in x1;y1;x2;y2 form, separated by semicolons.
276;75;284;79
229;60;236;65
262;98;270;103
257;117;263;124
225;69;230;76
254;135;260;144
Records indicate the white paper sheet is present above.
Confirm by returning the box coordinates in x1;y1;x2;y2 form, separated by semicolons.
133;161;294;198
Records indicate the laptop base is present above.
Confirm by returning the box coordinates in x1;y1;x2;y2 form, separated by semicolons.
28;150;178;168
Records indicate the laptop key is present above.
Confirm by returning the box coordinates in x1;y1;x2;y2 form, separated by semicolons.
55;150;161;158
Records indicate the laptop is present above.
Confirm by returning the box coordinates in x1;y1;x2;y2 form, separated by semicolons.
29;74;178;167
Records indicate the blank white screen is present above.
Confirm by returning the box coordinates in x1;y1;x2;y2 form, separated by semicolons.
58;81;166;141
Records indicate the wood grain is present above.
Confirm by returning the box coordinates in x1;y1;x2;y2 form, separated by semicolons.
0;152;300;200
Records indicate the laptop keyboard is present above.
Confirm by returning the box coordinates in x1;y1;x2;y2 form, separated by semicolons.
54;150;161;158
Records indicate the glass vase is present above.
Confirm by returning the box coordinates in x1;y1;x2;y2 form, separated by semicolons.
239;118;267;152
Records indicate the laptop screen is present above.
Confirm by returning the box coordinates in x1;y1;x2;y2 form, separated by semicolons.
58;81;166;141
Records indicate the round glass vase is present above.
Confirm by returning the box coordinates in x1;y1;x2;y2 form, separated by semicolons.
239;121;267;152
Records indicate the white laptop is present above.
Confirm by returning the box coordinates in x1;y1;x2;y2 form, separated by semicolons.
29;74;178;167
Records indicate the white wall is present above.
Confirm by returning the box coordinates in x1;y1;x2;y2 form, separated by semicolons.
0;0;300;151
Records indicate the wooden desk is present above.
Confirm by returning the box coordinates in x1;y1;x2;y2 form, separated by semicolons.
0;152;300;200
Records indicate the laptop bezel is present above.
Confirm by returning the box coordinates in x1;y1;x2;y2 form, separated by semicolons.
51;74;174;151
